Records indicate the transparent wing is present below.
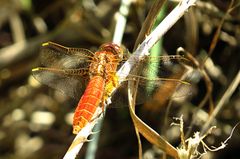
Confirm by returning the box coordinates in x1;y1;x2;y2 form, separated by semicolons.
109;55;193;108
32;68;89;99
119;55;192;80
39;42;94;69
32;42;94;99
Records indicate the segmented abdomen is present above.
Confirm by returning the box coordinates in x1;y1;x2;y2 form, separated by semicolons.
73;75;105;134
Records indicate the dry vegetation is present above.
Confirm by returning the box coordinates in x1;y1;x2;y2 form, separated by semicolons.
0;0;239;159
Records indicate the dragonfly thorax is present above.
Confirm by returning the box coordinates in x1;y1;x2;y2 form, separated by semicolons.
89;49;122;79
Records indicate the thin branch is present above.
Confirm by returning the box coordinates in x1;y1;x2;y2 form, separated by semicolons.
133;0;167;50
9;11;26;42
112;0;132;45
201;0;235;68
201;71;240;134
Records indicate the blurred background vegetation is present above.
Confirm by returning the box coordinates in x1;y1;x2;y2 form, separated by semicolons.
0;0;239;159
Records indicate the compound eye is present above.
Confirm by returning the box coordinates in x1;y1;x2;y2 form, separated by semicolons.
100;43;123;56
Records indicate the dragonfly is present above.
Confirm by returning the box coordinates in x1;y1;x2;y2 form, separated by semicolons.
32;42;191;134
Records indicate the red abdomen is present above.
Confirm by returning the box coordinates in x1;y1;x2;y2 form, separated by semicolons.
73;76;105;134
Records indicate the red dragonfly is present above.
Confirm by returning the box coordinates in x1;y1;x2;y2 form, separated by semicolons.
32;42;191;134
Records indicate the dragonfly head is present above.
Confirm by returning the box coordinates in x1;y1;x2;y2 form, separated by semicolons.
99;43;124;60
